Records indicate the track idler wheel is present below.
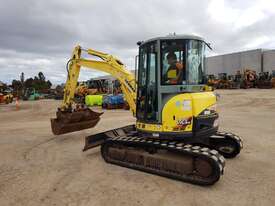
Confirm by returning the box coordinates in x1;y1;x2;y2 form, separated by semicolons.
210;132;243;158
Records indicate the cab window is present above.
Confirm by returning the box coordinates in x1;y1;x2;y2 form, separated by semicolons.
161;40;186;85
136;42;158;122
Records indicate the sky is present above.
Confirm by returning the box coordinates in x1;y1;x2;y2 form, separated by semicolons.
1;0;275;84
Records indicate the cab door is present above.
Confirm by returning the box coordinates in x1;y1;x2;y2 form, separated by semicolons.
136;42;158;122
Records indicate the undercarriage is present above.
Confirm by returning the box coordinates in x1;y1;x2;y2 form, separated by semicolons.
83;125;243;185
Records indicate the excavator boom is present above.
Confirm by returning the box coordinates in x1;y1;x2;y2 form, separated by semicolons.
51;46;136;135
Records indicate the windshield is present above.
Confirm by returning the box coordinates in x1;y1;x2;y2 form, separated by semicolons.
161;39;205;85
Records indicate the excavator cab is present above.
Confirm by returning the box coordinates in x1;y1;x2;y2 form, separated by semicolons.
135;35;219;139
136;35;207;124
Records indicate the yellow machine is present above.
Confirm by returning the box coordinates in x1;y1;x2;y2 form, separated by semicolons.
0;86;13;104
51;35;243;185
0;93;13;104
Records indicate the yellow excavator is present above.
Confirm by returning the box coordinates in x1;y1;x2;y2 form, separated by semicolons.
51;35;243;185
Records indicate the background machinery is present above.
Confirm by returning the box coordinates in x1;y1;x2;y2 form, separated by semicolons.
102;94;125;109
87;79;108;94
272;70;275;88
51;35;243;185
0;89;13;104
217;73;229;89
206;74;219;89
227;74;241;89
22;88;41;101
241;69;257;89
0;83;13;104
75;83;94;103
256;72;273;89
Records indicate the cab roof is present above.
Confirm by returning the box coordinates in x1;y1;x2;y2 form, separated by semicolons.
139;34;205;46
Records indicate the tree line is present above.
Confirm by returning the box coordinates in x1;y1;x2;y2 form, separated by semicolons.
11;72;52;96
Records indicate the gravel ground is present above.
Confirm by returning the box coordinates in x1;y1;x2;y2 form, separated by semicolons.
0;89;275;206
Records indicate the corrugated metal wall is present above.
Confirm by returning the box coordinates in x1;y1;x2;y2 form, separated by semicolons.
263;50;275;73
206;49;263;75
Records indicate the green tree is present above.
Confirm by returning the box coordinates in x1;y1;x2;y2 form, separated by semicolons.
24;78;34;89
11;79;23;96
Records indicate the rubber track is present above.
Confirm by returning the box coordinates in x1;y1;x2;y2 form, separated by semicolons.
215;131;243;149
101;136;226;186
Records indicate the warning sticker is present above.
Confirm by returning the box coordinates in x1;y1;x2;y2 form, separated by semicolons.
183;100;191;111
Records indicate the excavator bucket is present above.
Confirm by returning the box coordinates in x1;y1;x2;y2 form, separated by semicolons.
51;108;103;135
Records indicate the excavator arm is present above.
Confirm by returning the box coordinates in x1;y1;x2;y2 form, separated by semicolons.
51;45;137;135
62;45;136;114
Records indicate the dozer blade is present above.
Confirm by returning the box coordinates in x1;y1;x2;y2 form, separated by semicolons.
83;125;136;151
51;108;103;135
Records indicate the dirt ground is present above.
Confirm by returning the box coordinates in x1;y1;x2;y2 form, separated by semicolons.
0;89;275;206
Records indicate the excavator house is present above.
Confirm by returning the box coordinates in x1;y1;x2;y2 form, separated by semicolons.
51;35;243;185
